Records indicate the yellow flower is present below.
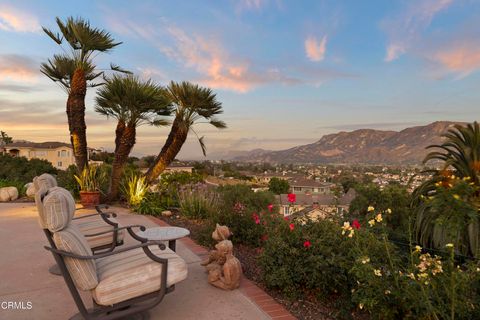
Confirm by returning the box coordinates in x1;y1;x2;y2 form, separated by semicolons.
368;219;375;227
407;273;415;280
386;208;392;214
367;206;375;212
445;243;454;248
453;194;460;200
414;245;422;253
418;272;428;279
341;221;352;235
374;269;382;277
375;213;383;223
348;229;355;238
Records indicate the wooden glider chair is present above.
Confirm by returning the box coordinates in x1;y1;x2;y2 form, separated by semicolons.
41;187;188;320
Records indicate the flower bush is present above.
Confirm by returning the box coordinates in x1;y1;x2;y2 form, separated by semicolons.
257;205;480;319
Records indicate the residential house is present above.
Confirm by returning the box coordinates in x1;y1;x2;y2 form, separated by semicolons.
4;141;75;170
277;188;357;219
164;163;194;174
290;178;334;195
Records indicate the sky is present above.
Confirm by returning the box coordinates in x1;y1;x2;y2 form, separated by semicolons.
0;0;479;159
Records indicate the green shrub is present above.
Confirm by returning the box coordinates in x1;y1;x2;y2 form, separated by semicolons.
213;185;275;246
134;192;165;216
57;165;80;197
177;184;219;219
158;171;204;188
0;154;57;184
258;206;480;319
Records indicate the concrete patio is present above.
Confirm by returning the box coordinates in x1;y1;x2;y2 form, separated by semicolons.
0;202;295;320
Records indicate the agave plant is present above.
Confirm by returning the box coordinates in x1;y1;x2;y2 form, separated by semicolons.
122;174;149;207
413;122;480;257
74;166;106;192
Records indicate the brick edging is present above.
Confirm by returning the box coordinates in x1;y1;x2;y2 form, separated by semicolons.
147;215;297;320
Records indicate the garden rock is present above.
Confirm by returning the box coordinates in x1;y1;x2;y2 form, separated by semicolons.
0;187;19;202
25;183;35;197
161;210;173;217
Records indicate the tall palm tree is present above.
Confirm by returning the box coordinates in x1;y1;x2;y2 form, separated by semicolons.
413;121;480;257
41;17;125;170
95;75;172;200
145;81;226;184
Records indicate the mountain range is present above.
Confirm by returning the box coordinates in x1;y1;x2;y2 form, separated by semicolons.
229;121;463;164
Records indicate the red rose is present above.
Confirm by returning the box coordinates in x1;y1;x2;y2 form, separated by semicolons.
352;219;361;230
303;240;311;248
289;223;295;231
267;204;274;212
287;193;296;203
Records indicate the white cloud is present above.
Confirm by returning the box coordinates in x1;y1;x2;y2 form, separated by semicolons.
382;0;453;62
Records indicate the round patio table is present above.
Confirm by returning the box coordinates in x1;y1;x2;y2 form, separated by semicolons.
137;226;190;252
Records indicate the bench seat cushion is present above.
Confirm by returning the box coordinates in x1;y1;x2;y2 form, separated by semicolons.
92;246;188;306
74;216;125;249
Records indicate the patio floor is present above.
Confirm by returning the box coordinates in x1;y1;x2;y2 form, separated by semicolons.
0;202;295;320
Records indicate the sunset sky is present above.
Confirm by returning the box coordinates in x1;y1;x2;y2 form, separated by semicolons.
0;0;479;159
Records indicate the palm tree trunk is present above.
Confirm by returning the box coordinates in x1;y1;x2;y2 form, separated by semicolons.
145;117;188;184
108;123;136;200
67;68;89;171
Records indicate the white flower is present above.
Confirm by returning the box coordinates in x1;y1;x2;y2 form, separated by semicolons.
375;213;383;223
368;219;375;227
361;257;370;264
386;208;392;214
359;303;364;310
374;269;382;277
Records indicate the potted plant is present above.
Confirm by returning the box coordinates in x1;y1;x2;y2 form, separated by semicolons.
74;166;105;208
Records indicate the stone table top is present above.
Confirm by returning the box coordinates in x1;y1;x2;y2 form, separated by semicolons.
137;226;190;241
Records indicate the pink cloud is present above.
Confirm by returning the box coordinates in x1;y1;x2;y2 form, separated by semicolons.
160;25;293;92
0;5;40;33
382;0;453;62
305;35;328;62
431;43;480;77
0;54;39;82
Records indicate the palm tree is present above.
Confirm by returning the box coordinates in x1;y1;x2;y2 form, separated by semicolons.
413;121;480;257
145;81;226;184
41;17;125;170
95;75;172;200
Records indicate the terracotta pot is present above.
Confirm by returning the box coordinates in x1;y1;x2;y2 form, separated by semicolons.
79;191;101;208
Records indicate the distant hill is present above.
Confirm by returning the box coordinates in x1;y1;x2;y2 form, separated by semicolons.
232;121;465;164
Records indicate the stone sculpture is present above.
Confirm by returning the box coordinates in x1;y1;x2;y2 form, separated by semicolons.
201;224;242;290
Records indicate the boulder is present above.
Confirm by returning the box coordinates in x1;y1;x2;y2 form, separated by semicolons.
161;210;173;217
0;187;19;202
25;183;36;197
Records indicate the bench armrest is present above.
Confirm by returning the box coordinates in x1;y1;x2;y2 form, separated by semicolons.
45;240;167;261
